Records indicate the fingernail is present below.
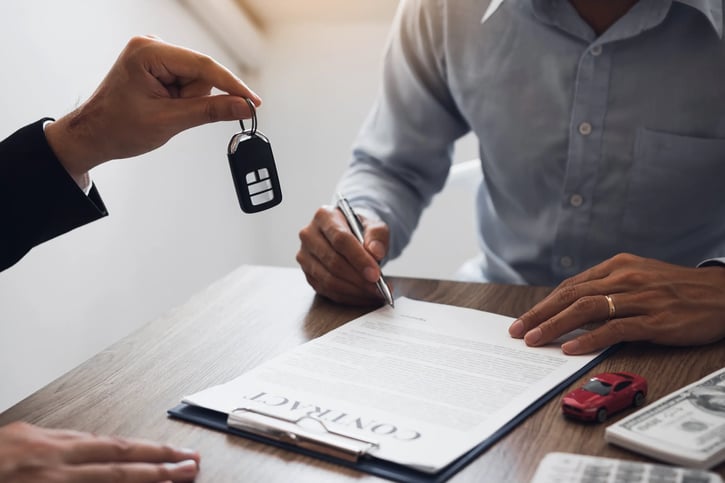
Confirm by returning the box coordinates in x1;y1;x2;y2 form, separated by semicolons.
524;328;542;345
368;240;385;260
509;319;524;338
363;267;378;283
165;459;198;477
562;340;580;354
176;447;198;458
244;88;262;105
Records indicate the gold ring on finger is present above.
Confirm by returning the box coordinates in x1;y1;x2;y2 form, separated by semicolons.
604;294;616;320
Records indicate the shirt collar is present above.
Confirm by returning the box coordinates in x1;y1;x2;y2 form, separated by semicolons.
482;0;723;38
675;0;723;38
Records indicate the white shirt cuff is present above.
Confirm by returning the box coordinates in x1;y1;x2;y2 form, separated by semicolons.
698;258;725;267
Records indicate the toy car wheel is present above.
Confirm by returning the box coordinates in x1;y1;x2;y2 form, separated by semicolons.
596;408;607;423
633;391;645;407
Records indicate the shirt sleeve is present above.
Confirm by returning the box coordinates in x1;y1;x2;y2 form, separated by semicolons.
0;118;108;272
336;0;470;261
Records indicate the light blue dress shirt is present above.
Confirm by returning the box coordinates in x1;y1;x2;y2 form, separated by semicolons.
337;0;725;285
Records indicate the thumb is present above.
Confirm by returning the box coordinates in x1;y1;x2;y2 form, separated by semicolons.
362;219;389;262
166;95;255;132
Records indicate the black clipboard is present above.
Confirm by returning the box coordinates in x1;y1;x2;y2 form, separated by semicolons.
167;345;618;483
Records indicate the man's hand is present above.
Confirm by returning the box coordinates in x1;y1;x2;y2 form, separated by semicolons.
45;35;261;184
0;421;199;482
508;253;725;354
297;205;391;306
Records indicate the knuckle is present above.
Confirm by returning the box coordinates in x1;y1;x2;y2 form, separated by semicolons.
605;318;632;342
159;443;176;458
313;206;333;223
204;101;220;123
613;269;647;287
327;227;350;250
519;306;540;325
107;463;127;483
127;35;151;50
105;436;133;458
642;313;664;333
324;254;347;275
572;295;599;314
195;53;215;70
298;225;312;244
557;276;577;290
611;252;637;265
574;330;597;350
8;421;34;433
555;285;579;306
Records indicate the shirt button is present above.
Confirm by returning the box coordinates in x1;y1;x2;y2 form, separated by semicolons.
560;256;573;268
578;122;592;136
569;194;584;207
590;45;603;56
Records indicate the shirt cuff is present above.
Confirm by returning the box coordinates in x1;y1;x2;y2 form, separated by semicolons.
697;258;725;267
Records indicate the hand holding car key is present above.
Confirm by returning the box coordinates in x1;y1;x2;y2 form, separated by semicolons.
227;98;282;213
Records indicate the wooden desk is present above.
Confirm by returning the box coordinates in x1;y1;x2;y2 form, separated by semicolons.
1;265;723;482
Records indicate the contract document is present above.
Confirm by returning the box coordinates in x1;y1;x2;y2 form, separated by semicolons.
177;297;605;475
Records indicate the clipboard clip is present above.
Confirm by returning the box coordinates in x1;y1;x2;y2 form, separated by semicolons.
228;407;379;462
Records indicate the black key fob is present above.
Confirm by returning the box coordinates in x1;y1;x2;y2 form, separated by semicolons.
227;99;282;213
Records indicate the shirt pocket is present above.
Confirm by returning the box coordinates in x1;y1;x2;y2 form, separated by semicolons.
621;128;725;241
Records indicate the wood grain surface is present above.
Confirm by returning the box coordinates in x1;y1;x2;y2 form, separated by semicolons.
1;265;723;482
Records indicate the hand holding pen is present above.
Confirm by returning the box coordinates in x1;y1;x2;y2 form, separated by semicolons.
296;195;394;307
336;194;394;307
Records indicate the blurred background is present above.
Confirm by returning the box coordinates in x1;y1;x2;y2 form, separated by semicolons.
0;0;478;411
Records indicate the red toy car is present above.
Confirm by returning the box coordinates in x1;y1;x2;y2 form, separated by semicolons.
561;372;647;423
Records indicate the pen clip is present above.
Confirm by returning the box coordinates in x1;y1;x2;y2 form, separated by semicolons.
336;193;365;243
228;406;379;462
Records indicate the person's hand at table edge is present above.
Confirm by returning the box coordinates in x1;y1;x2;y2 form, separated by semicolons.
508;253;725;354
0;421;200;482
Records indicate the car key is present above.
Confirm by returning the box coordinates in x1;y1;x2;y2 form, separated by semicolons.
227;98;282;213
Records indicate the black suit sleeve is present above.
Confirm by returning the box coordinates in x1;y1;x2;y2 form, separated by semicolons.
0;118;108;271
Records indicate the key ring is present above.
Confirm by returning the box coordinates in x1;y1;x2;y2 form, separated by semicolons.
239;97;257;136
227;97;268;155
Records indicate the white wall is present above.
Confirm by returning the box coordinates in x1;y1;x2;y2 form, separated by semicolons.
252;20;480;277
249;21;395;267
0;2;480;412
0;0;264;412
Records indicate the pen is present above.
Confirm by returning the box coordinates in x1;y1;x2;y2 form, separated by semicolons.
336;193;395;308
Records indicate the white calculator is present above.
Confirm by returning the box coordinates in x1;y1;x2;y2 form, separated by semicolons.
531;452;723;483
